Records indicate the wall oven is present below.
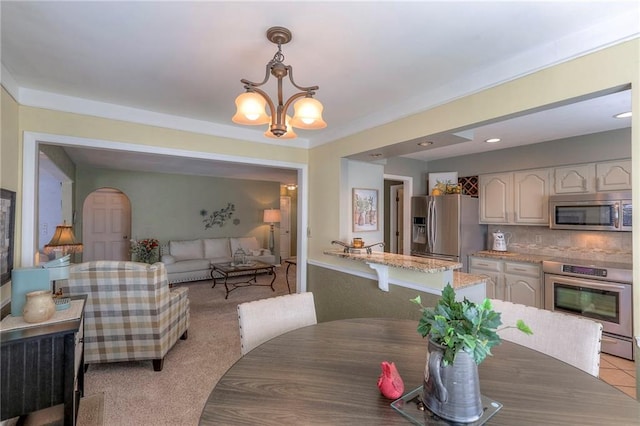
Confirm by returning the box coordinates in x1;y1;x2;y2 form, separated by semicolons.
549;191;631;231
543;260;633;360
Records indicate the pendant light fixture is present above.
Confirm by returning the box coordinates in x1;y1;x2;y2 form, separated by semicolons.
232;26;326;139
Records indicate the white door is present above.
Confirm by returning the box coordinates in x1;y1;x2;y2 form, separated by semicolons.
83;188;131;261
279;196;291;261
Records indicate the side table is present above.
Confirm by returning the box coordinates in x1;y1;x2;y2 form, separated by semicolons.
284;257;297;294
1;295;86;425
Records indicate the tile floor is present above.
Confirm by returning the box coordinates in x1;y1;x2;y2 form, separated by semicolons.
599;353;637;399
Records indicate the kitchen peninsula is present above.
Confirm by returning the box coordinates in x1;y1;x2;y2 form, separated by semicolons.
323;249;487;301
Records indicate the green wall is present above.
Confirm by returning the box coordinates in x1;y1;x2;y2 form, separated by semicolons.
307;264;440;323
75;167;281;249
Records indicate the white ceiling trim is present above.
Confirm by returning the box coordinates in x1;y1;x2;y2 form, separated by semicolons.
27;131;308;172
15;85;312;148
0;64;19;101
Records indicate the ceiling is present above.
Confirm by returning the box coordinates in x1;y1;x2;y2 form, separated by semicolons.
2;1;638;182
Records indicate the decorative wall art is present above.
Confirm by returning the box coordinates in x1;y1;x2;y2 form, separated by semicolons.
1;188;16;285
201;203;236;229
352;188;378;232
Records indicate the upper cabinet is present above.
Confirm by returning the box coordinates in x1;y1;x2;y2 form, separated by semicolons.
553;164;594;193
479;173;512;224
595;160;632;192
553;159;631;194
479;169;550;225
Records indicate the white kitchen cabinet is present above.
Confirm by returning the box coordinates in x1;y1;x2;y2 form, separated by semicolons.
553;159;631;194
503;261;543;308
479;169;550;225
469;257;543;308
595;159;632;191
553;164;595;194
469;257;503;300
479;173;512;224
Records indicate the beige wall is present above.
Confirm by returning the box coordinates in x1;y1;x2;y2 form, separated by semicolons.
19;107;309;165
1;87;20;305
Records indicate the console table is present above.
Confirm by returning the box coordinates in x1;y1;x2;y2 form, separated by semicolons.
1;295;86;425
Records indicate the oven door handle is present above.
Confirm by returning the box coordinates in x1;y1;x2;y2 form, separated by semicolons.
546;275;628;291
613;202;619;229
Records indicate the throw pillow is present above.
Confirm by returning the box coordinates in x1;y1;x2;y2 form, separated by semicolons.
170;240;204;261
204;238;231;259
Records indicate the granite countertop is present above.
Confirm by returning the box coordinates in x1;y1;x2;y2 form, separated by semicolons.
470;250;550;264
323;249;462;273
453;271;488;289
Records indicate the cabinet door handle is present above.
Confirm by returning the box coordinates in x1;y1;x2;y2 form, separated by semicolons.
513;268;526;272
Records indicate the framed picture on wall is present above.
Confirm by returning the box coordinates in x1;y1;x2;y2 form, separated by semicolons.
1;188;16;285
352;188;378;232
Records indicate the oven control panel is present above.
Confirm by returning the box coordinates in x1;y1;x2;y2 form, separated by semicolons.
561;265;607;278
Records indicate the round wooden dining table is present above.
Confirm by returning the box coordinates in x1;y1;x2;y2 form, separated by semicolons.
200;318;640;425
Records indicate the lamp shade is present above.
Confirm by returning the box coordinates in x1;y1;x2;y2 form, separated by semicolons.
263;209;281;223
290;97;327;129
44;222;83;254
232;92;270;125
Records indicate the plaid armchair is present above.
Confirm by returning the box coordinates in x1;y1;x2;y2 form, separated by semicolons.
61;261;190;371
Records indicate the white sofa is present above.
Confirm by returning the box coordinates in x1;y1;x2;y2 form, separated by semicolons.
161;237;276;284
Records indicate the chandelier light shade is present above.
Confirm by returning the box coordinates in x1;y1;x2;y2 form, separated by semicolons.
233;26;326;139
264;115;297;139
44;221;83;254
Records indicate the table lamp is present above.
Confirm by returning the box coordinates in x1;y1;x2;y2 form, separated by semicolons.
263;208;281;252
44;221;83;258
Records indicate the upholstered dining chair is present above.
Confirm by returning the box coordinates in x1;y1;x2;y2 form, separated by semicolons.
237;292;317;356
490;299;603;377
61;261;190;371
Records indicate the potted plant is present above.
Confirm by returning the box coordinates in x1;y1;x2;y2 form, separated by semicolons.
411;284;531;423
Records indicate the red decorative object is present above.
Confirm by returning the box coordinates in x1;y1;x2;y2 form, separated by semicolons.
377;361;405;399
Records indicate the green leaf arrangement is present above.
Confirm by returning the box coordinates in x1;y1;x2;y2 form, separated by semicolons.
411;284;532;366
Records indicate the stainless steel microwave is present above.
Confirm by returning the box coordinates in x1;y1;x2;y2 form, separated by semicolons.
549;192;631;231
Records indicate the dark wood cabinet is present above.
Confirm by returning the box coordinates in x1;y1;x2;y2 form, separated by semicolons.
1;295;86;425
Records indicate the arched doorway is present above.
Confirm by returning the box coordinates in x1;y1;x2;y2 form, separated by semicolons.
82;188;132;261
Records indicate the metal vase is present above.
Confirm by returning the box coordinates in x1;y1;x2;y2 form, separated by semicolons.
423;340;483;423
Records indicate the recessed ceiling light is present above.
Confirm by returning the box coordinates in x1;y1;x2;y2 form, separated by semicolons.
418;141;434;147
614;111;632;119
485;138;501;143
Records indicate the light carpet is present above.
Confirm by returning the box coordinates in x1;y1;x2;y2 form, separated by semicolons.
79;271;292;426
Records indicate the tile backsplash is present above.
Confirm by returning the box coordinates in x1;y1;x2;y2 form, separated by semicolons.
487;225;632;264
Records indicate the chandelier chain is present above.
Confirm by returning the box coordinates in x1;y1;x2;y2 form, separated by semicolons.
273;43;285;64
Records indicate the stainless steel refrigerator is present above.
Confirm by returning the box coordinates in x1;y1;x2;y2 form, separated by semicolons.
411;194;486;272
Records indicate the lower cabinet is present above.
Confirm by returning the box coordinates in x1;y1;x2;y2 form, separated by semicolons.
469;257;543;308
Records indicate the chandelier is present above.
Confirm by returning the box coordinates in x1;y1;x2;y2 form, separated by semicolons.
232;26;326;139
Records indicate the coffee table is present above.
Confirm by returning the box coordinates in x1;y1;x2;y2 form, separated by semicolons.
211;261;276;299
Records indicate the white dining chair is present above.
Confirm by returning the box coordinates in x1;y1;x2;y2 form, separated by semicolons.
490;299;603;377
237;292;317;356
